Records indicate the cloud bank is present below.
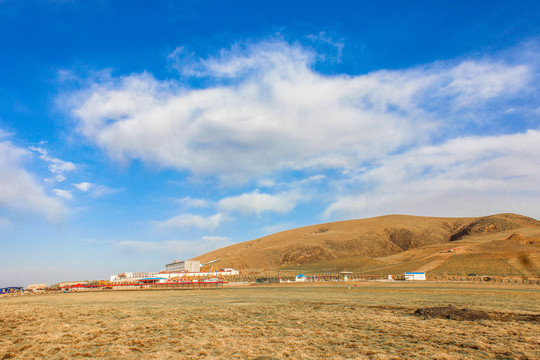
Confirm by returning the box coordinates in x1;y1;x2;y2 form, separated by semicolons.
157;213;223;230
323;129;540;218
69;40;540;220
218;190;296;216
118;236;233;258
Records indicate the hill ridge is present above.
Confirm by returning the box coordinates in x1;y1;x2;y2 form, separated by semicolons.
193;213;540;276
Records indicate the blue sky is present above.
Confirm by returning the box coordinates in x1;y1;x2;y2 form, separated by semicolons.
1;1;540;287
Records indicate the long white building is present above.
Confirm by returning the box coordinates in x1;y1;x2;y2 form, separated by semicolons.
110;259;238;283
110;269;239;283
165;260;200;273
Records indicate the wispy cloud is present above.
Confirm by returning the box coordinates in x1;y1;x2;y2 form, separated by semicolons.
157;188;302;231
118;236;233;257
172;196;211;209
73;182;92;192
73;182;119;197
157;213;223;230
29;145;76;182
53;188;73;200
306;31;345;63
218;190;297;216
0;139;66;222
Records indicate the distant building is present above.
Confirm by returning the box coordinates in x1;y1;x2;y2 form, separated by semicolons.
109;267;239;283
165;260;201;273
339;271;353;281
0;287;23;294
58;281;89;287
109;273;155;283
404;272;426;280
27;283;47;291
295;274;307;282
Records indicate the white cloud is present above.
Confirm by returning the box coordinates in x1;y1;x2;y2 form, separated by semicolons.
68;41;534;185
218;190;296;216
74;182;91;192
118;236;233;257
157;189;300;232
0;140;66;222
53;188;73;200
73;182;118;197
445;61;529;108
173;40;313;79
199;235;229;243
173;196;210;209
66;40;539;221
167;46;197;74
157;213;223;230
306;31;345;63
29;146;76;182
323;130;540;219
91;184;118;197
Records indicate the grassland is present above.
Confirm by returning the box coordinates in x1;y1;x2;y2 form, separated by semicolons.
429;254;527;277
1;282;538;359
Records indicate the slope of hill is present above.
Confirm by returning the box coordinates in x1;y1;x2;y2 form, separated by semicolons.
193;213;540;277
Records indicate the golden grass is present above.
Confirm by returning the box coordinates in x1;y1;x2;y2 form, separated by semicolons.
357;259;436;276
1;283;538;359
281;256;385;273
430;254;526;277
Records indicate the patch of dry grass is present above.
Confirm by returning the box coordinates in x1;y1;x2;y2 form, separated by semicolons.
430;254;525;277
283;256;385;273
0;283;538;359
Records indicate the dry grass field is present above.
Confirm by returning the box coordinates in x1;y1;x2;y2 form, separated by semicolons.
1;282;538;359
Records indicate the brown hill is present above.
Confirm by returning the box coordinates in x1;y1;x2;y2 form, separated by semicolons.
193;213;540;277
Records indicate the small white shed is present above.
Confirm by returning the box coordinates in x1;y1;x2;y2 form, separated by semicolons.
295;274;307;282
404;272;426;281
339;271;353;281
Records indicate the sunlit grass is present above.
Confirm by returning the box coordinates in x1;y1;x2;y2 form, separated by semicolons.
431;254;525;277
1;283;538;359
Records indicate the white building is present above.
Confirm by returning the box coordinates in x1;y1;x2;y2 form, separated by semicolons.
295;274;307;282
404;272;426;280
165;260;201;273
110;272;156;282
27;283;47;290
110;268;239;283
58;280;89;287
339;271;353;281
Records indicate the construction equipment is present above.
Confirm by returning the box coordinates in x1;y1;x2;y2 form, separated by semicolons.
201;259;221;268
179;272;193;283
97;280;112;289
201;266;228;283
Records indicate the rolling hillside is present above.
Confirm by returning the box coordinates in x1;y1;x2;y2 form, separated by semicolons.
193;213;540;277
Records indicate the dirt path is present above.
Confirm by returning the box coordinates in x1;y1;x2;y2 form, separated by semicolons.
413;253;452;272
